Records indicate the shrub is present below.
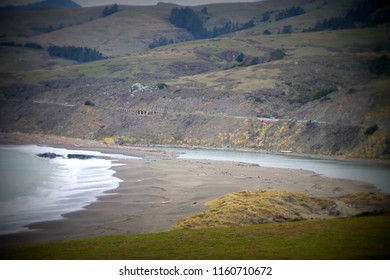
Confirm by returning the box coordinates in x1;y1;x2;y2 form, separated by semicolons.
248;57;260;66
312;88;335;101
263;29;272;35
280;25;293;34
368;55;390;76
157;83;168;89
24;42;43;49
270;49;285;60
236;52;245;63
365;125;379;135
0;41;22;47
149;37;174;49
84;100;95;106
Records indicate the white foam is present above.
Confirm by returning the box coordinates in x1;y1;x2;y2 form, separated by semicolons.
0;145;140;235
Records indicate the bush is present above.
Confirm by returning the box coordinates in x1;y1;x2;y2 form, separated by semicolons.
365;125;379;135
157;83;168;89
248;57;260;66
0;41;23;47
280;25;293;34
263;29;272;35
236;52;245;63
270;49;285;60
84;100;95;106
312;88;335;101
149;37;174;49
288;95;310;105
24;42;43;49
368;55;390;76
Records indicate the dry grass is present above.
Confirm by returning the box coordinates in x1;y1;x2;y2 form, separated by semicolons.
173;190;335;229
339;192;390;209
173;190;390;230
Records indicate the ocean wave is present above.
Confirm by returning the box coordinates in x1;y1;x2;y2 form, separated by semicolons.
0;145;140;235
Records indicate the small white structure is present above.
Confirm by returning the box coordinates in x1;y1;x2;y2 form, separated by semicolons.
129;83;149;93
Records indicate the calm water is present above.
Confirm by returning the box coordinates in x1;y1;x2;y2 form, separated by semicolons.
0;145;139;235
163;148;390;193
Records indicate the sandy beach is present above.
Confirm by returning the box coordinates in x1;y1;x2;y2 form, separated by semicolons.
0;133;381;248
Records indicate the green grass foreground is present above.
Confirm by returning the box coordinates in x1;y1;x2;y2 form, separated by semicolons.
2;215;390;260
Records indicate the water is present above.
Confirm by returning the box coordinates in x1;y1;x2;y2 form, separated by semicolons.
163;148;390;193
0;145;140;235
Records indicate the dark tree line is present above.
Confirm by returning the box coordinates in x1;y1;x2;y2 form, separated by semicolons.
47;45;106;62
101;4;119;17
275;6;305;21
149;37;175;49
169;7;254;40
0;41;43;49
169;7;208;39
306;0;389;32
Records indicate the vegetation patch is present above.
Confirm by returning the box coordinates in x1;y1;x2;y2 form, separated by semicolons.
84;100;95;106
368;55;390;76
47;45;107;63
169;7;254;40
101;4;118;18
365;125;379;135
173;190;335;230
339;192;390;210
275;6;305;21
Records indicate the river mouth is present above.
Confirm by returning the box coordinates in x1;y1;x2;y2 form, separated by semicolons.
161;147;390;193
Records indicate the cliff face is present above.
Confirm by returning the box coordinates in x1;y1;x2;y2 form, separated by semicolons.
1;73;388;159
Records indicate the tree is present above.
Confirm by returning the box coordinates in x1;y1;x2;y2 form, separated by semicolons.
47;45;106;62
270;49;285;60
169;7;255;40
236;52;245;63
149;37;174;49
263;29;272;35
102;4;118;17
275;6;305;21
281;25;293;34
84;100;95;106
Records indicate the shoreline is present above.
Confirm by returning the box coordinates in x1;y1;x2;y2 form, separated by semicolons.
0;132;385;248
2;132;390;164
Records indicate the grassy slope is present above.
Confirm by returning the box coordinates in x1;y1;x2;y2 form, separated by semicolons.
0;6;103;38
0;0;358;57
0;4;189;57
1;214;389;260
11;26;389;86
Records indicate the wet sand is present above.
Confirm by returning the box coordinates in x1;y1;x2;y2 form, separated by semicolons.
0;133;379;248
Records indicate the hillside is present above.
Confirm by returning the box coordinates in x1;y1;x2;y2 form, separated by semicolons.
0;0;389;159
0;0;81;14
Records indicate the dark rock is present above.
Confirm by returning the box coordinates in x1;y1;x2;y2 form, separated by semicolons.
37;152;62;159
67;154;97;160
